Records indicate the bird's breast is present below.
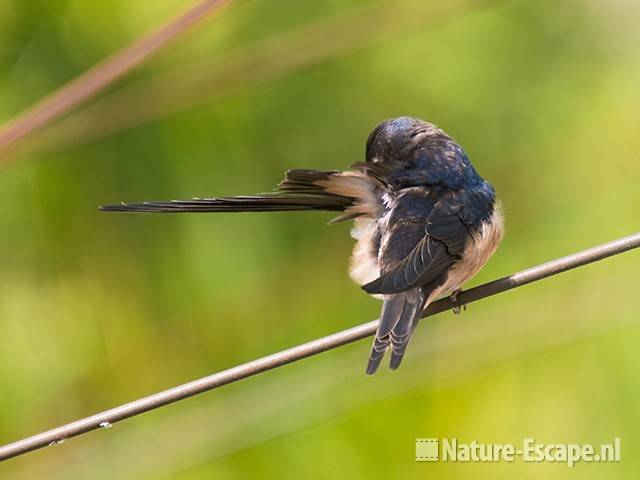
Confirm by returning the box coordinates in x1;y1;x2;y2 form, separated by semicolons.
430;204;504;301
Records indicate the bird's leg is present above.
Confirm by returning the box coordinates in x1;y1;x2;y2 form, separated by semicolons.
450;289;466;315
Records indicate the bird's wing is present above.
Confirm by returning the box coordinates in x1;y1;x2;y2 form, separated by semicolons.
101;170;349;213
100;168;385;221
362;190;473;295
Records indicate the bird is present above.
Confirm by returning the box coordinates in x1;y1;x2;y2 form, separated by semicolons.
101;116;504;375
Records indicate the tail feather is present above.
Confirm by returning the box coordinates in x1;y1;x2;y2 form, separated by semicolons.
366;289;426;375
389;291;425;370
100;169;354;213
365;335;391;375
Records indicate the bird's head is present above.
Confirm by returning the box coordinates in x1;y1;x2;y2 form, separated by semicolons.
364;116;482;190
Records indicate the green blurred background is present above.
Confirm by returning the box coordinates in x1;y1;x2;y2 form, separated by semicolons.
0;0;639;478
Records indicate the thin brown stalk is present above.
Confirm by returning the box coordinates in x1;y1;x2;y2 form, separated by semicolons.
0;0;232;159
2;0;502;165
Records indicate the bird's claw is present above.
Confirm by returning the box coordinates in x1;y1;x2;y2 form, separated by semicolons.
450;289;466;315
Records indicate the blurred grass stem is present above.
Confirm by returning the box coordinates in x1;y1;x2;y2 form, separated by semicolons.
0;0;232;159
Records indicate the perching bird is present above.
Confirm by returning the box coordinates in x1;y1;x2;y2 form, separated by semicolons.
101;117;504;374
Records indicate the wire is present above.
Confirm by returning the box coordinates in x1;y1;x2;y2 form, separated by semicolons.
0;231;638;462
0;0;232;158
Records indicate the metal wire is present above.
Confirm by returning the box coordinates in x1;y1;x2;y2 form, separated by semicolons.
1;231;638;462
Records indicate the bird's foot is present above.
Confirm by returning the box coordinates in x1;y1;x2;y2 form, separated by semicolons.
450;289;467;315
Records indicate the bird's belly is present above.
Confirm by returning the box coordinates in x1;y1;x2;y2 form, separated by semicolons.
349;217;381;286
429;206;504;302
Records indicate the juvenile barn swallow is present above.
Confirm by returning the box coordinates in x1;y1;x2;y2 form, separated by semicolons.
101;117;504;374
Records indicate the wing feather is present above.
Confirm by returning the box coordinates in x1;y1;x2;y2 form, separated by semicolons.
362;190;472;295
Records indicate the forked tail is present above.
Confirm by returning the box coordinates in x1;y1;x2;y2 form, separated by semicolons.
366;288;427;375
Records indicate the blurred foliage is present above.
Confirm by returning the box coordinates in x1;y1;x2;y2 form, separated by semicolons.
0;0;639;478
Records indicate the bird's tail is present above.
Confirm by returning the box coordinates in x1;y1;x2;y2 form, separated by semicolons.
366;288;427;375
100;169;354;213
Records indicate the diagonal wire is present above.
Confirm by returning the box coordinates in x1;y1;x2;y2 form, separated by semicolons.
0;0;232;158
0;231;638;462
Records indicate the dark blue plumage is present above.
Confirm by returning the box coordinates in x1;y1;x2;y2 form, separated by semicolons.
354;118;504;373
101;116;504;375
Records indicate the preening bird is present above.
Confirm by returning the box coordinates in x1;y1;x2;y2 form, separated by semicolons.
101;117;504;374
